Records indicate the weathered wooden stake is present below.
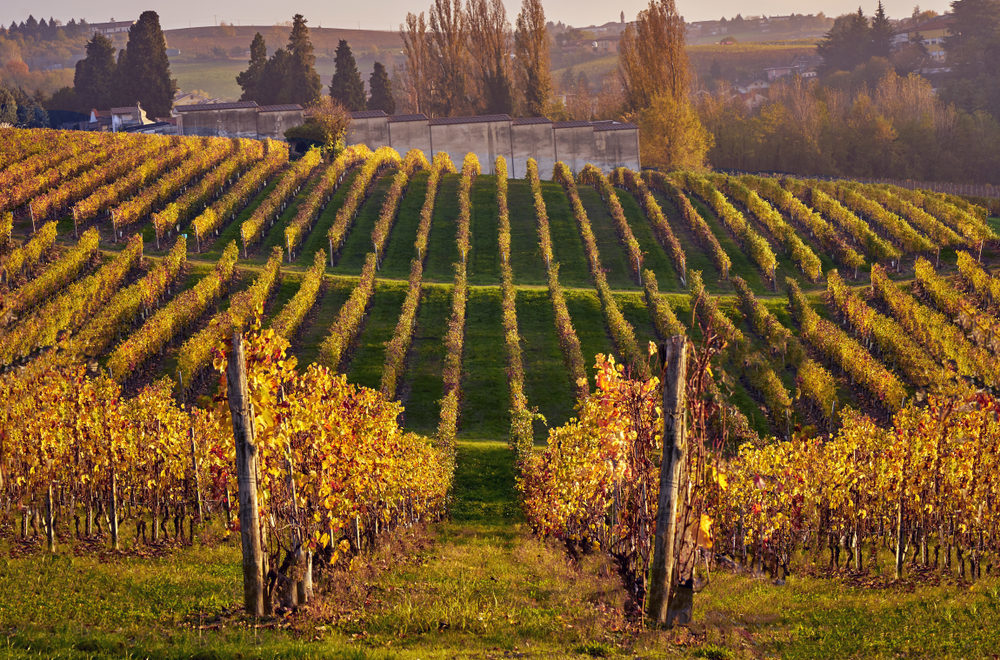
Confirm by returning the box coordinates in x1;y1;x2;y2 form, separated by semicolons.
45;483;56;552
895;498;906;580
110;470;120;551
190;428;204;522
227;331;266;617
646;335;688;627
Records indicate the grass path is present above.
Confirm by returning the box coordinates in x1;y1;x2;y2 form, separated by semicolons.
332;173;396;273
5;438;999;659
516;288;576;436
398;284;451;434
459;287;510;439
378;172;430;280
423;175;460;283
507;179;548;286
344;282;408;390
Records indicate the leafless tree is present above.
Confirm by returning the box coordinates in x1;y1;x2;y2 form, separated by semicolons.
400;12;430;114
466;0;514;114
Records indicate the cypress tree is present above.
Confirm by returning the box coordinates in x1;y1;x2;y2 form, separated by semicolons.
116;11;176;117
368;62;395;114
74;33;117;110
260;49;292;105
283;14;322;106
329;40;366;111
236;32;268;102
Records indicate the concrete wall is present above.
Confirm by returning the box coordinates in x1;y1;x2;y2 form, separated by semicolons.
430;121;512;175
179;108;259;139
256;110;304;141
346;117;390;148
511;122;555;179
594;127;641;173
343;114;639;178
553;124;597;175
388;119;431;156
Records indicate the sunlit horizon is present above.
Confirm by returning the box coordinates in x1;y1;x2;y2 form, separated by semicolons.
0;0;953;34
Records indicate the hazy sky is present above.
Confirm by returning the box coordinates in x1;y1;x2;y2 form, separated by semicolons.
1;0;952;32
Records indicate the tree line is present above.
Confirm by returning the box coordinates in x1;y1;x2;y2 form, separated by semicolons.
234;18;395;116
398;0;552;117
1;15;94;41
699;0;1000;184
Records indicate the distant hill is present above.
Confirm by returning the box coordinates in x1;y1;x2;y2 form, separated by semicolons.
164;25;403;100
163;25;402;55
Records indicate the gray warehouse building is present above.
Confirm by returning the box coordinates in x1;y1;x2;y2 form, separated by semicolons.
346;111;639;178
175;101;304;141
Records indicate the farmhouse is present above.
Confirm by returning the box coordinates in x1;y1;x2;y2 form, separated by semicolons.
88;20;134;37
893;14;954;62
345;111;640;177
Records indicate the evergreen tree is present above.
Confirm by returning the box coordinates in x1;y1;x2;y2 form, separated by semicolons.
368;62;395;114
12;88;48;127
260;48;292;105
283;14;322;106
329;40;366;111
817;8;872;73
74;33;117;110
870;1;895;58
116;11;176;117
236;32;268;102
943;0;1000;117
0;86;17;125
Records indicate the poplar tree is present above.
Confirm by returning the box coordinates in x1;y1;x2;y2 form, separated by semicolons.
116;10;176;117
427;0;471;116
620;0;710;170
619;0;688;111
329;40;366;111
400;12;430;114
513;0;552;116
466;0;514;114
368;62;396;114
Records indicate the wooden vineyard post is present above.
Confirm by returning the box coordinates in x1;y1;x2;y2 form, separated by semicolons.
227;331;266;617
895;497;906;580
110;469;120;551
45;483;56;552
190;428;204;523
647;335;688;627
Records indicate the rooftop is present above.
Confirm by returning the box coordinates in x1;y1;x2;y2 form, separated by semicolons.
349;110;389;119
428;114;512;125
512;117;552;125
388;113;429;123
175;101;259;113
898;14;954;34
593;122;638;132
258;104;303;113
